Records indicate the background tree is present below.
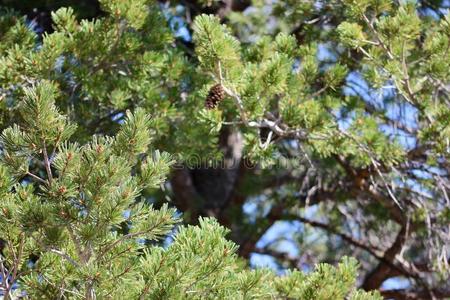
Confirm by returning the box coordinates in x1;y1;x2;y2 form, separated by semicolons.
0;0;449;299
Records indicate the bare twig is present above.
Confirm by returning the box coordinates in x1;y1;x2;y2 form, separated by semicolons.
26;172;47;185
42;141;53;185
49;249;79;267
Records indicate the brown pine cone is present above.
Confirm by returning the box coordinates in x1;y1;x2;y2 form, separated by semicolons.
205;84;225;109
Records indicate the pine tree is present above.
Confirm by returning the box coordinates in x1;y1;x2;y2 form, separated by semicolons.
0;0;448;299
0;80;380;298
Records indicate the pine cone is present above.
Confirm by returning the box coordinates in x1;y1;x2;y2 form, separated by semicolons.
205;84;225;109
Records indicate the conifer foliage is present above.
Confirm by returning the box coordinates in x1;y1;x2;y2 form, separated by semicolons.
0;0;448;299
0;1;384;299
0;80;378;298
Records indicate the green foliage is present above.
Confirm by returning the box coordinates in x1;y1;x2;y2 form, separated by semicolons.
0;81;181;298
20;81;77;145
0;9;35;53
193;14;242;78
0;0;448;298
0;2;382;297
337;22;367;48
274;257;381;300
99;0;149;29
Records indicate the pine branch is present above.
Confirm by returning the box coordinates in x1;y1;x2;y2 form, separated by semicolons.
361;13;394;60
290;215;422;286
42;141;53;185
294;215;387;259
0;236;25;299
66;225;85;264
361;12;423;109
362;226;416;290
97;217;170;260
138;255;167;299
238;184;335;258
220;83;323;141
9;235;25;290
48;249;79;267
0;255;11;296
26;171;47;185
380;288;450;300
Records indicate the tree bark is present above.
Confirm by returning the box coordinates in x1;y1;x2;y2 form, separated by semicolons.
362;226;408;290
170;127;244;220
